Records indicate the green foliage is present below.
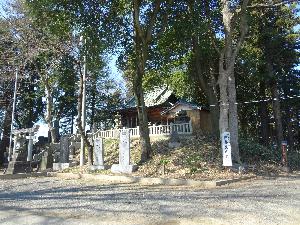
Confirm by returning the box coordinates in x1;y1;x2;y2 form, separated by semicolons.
288;151;300;170
159;158;170;165
14;69;44;128
87;76;124;130
236;3;299;148
26;0;126;134
184;153;207;174
239;137;279;163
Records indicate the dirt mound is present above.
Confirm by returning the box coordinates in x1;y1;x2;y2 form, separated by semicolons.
63;135;255;180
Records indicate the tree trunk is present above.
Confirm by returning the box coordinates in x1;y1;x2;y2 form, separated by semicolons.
258;81;269;145
132;0;160;162
44;78;57;143
88;82;95;165
265;58;284;150
228;73;241;163
0;104;12;165
218;70;229;138
282;76;294;151
270;82;284;150
133;36;152;162
192;38;219;136
218;0;249;164
71;115;74;134
77;63;93;165
90;84;96;132
34;63;57;144
134;78;151;162
208;92;220;136
285;108;294;151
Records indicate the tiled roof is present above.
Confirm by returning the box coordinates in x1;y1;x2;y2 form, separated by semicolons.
161;100;201;115
126;86;173;108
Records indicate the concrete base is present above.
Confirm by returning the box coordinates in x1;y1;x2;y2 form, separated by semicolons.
53;163;70;171
111;164;137;174
90;165;109;171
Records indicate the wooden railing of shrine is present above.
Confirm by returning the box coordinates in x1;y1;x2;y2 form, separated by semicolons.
92;121;193;139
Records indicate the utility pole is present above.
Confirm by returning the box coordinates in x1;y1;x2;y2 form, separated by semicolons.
80;37;87;166
8;69;18;161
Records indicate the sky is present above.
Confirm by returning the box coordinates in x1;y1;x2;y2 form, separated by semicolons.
0;0;8;14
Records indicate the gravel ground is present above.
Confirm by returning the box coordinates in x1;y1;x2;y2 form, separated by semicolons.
0;175;299;225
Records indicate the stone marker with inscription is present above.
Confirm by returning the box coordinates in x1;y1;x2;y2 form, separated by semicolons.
90;138;107;170
111;129;137;173
53;135;70;171
222;132;232;167
60;135;70;163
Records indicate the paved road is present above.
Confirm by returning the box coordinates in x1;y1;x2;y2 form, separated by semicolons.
0;175;299;225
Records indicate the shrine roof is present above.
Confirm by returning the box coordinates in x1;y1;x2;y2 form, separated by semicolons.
125;86;174;108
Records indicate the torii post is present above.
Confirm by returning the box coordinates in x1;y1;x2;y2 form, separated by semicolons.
25;125;39;162
26;132;35;162
11;125;39;161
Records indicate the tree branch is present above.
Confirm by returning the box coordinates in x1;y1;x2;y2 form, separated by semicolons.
203;0;221;55
145;0;161;43
133;0;145;43
248;0;296;9
76;60;92;149
230;0;250;69
156;0;172;39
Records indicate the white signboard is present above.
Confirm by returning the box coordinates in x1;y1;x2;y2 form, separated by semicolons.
222;132;232;167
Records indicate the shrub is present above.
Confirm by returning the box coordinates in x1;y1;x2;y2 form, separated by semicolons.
288;151;300;170
239;137;279;163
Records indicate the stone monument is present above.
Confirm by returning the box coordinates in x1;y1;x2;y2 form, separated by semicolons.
60;135;70;163
111;129;137;173
168;124;181;148
90;138;107;170
53;135;70;171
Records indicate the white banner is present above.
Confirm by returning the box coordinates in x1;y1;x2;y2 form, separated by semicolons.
222;132;232;167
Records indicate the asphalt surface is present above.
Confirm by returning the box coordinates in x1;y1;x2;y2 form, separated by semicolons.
0;175;299;225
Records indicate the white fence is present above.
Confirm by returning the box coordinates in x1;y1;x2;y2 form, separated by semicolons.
92;121;193;139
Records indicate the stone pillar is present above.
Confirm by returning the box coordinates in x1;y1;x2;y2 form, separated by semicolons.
53;135;70;171
40;152;48;171
60;135;69;163
90;138;107;170
111;129;137;173
168;128;181;148
26;132;35;162
13;133;20;155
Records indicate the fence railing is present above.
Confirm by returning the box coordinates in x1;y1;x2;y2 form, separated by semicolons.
92;121;192;139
